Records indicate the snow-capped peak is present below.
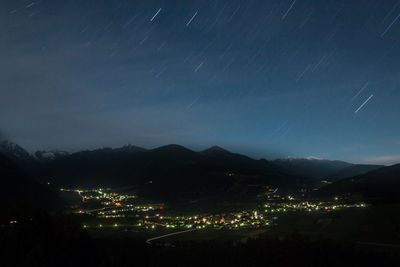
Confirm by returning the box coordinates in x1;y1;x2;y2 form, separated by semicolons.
35;150;69;160
0;140;32;160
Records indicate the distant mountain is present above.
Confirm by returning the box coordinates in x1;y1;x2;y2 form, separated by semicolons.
327;164;384;182
273;158;352;181
0;152;62;221
200;145;275;171
316;164;400;203
35;144;307;201
201;145;231;155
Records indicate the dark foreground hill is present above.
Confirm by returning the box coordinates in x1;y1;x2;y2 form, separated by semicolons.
2;227;399;267
316;164;400;203
0;153;62;221
327;164;384;182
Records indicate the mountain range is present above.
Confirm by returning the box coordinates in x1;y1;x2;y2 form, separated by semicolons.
273;158;353;181
0;140;398;203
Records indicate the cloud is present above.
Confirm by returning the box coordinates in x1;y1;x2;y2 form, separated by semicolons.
305;156;325;160
360;155;400;166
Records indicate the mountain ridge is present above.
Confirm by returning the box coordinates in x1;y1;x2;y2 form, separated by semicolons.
316;163;400;203
2;140;384;203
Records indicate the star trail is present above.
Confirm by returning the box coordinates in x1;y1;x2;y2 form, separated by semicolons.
1;0;400;164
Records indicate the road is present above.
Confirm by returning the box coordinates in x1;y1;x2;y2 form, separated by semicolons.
146;229;199;244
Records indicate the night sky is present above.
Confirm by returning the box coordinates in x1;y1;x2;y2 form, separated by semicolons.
1;0;400;164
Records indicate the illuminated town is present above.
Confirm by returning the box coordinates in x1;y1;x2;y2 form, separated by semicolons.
61;188;367;231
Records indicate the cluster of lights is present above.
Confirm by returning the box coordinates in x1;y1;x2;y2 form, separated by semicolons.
136;210;271;230
63;188;367;232
82;211;271;230
62;187;164;220
60;188;136;207
263;200;367;213
97;204;162;218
